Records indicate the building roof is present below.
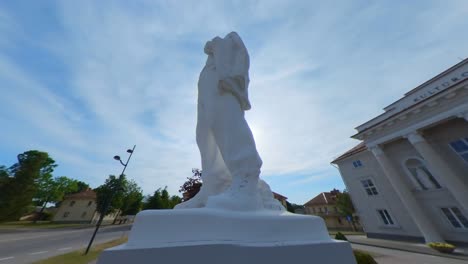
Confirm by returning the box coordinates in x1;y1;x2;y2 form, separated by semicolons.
64;188;97;200
272;192;288;200
353;58;468;135
331;142;367;163
304;189;340;206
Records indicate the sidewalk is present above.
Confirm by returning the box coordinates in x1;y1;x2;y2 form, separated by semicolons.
347;235;468;261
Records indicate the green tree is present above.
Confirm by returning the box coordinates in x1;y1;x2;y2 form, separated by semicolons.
335;190;357;231
169;195;182;208
95;175;127;216
76;180;90;193
120;180;143;215
0;150;57;221
285;201;295;213
34;176;85;221
161;188;170;209
144;188;164;209
0;166;10;188
144;187;181;209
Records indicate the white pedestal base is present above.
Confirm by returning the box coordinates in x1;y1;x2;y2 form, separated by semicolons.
97;209;356;264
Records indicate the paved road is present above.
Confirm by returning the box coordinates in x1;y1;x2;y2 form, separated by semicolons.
2;227;464;264
352;244;468;264
0;225;130;264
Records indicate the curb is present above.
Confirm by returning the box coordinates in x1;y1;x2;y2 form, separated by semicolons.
349;240;468;261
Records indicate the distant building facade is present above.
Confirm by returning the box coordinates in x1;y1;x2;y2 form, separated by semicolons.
303;189;360;231
53;189;119;224
272;192;288;209
332;59;468;244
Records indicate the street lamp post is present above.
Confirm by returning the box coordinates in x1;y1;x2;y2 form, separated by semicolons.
84;145;136;255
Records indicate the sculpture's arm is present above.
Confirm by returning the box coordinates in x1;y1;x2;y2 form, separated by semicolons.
219;76;251;110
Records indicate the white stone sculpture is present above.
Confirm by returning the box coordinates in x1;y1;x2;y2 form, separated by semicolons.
97;32;357;264
175;32;284;212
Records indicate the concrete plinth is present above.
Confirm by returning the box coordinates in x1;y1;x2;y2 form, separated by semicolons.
97;209;356;264
98;240;355;264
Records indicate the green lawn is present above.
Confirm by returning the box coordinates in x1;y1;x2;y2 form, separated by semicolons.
32;237;128;264
328;230;365;236
0;221;91;229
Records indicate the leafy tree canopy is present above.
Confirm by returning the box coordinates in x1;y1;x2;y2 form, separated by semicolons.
95;174;127;215
335;190;358;231
335;191;355;217
120;180;144;215
144;187;181;210
0;150;57;221
35;176;86;206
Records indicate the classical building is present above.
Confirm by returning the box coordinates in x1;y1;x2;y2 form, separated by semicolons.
332;59;468;244
53;188;119;224
303;189;361;231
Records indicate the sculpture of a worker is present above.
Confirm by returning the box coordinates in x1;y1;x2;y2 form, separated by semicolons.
175;32;284;212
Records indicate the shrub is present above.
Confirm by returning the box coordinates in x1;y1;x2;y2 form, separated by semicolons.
41;211;54;221
353;250;377;264
335;232;348;241
427;242;456;253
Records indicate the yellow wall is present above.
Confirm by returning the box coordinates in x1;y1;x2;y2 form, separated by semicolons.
53;198;120;224
304;205;359;230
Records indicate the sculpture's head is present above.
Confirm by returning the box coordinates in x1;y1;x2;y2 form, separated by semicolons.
204;32;249;71
204;36;222;55
203;32;251;110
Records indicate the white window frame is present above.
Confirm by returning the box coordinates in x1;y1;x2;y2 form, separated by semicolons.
376;209;397;226
360;178;379;196
440;207;468;230
449;138;468;165
402;157;442;191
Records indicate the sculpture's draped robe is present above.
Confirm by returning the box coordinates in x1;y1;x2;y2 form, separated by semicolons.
176;32;285;211
196;33;262;201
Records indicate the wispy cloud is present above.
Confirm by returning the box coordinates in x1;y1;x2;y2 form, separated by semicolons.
0;1;467;203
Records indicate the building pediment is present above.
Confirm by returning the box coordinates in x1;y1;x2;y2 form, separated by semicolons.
353;79;468;142
355;59;468;134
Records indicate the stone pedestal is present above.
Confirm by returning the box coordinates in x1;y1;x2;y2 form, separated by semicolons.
97;209;356;264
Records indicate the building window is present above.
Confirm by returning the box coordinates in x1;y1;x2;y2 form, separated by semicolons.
81;212;87;218
324;207;328;214
318;208;322;213
334;207;338;213
441;207;468;229
312;208;316;213
70;201;76;207
404;158;441;190
449;138;468;164
377;209;395;226
360;179;378;196
63;212;70;218
337;217;343;224
87;201;93;207
353;160;363;168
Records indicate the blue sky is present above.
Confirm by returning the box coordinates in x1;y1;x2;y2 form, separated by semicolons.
1;1;467;204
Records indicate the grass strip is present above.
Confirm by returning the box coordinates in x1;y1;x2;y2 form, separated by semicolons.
328;231;365;236
0;221;90;229
32;237;127;264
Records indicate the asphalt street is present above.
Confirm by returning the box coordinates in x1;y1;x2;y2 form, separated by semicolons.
0;225;130;264
1;226;465;264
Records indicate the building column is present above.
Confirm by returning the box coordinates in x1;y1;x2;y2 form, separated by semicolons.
406;132;468;212
369;145;444;243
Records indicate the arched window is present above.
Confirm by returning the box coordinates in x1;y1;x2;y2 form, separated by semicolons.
404;158;441;190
